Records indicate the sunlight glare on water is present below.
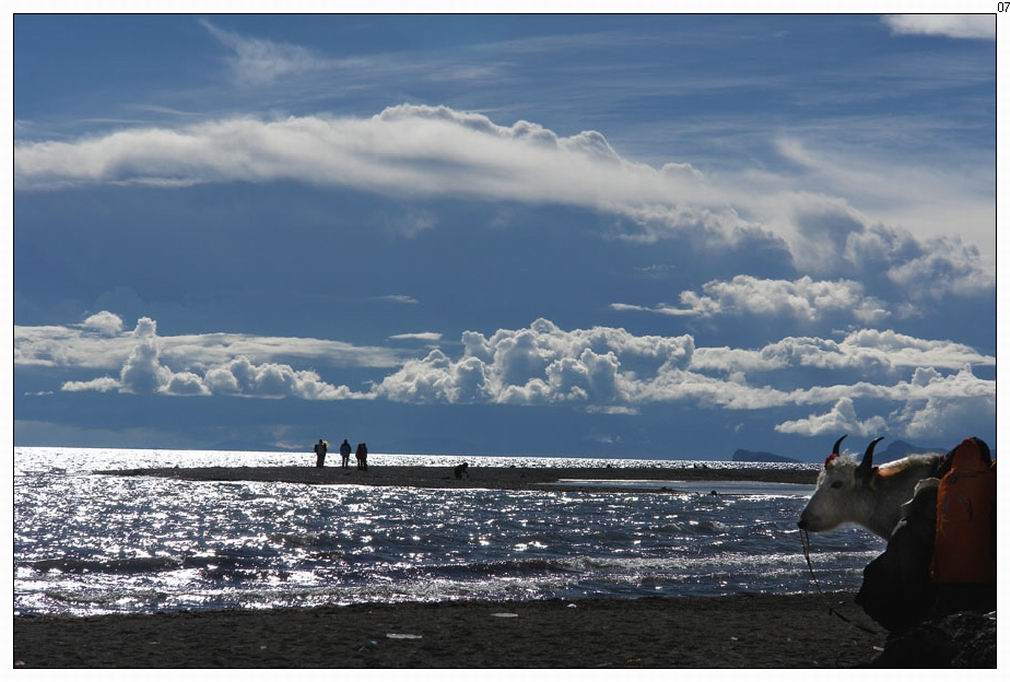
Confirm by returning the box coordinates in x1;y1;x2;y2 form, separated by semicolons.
15;447;880;616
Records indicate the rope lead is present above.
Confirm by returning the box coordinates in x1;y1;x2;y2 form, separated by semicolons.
800;529;878;636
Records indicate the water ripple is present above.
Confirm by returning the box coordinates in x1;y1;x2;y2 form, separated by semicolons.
15;447;879;617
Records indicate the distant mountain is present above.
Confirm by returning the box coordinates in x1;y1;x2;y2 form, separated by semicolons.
732;448;800;463
876;440;941;462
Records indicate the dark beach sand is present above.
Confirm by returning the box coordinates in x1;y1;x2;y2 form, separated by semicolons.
100;464;818;492
13;592;883;668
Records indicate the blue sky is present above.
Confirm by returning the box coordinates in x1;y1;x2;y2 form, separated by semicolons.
14;14;996;460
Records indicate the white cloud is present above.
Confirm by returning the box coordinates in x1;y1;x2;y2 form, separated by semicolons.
774;397;887;437
81;310;124;335
776;366;995;440
375;317;694;406
630;365;792;411
690;347;786;374
372;350;494;404
15;319;403;371
608;302;700;317
26;314;995;440
886;241;994;299
691;328;993;375
57;316;371;401
15;324;129;369
882;15;995;40
389;332;442;341
373;319;990;414
790;365;995;409
201;355;367;400
615;275;890;323
774;137;994;255
895;393;996;440
200;20;332;85
374;295;420;305
119;318;173;394
14;105;993;290
585;405;640;415
163;371;211;397
763;331;993;373
61;377;121;393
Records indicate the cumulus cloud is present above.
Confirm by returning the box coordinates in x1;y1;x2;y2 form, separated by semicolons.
776;365;996;440
614;275;890;324
774;397;888;437
372;350;494;404
17;313;379;400
789;365;995;412
692;328;994;374
370;318;993;422
119;317;173;393
882;15;995;40
57;316;371;401
61;377;121;393
15;104;992;293
25;314;995;441
162;372;209;396
895;392;996;440
885;240;994;299
15;318;403;370
81;310;124;335
375;318;694;406
203;355;367;400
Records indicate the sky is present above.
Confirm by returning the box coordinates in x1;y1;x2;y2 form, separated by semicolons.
13;14;997;460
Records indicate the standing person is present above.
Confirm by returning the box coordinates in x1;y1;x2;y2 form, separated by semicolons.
356;442;368;471
314;439;328;468
339;439;352;469
360;442;368;471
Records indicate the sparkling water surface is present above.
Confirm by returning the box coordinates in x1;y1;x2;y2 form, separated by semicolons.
15;447;882;617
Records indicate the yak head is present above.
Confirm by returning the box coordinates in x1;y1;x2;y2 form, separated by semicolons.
797;435;883;533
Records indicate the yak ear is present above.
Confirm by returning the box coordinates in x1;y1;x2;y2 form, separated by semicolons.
856;437;885;479
867;466;881;489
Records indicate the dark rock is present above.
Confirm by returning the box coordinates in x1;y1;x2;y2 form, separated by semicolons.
870;611;996;668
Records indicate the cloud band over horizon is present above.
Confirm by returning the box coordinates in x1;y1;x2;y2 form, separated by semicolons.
16;312;995;442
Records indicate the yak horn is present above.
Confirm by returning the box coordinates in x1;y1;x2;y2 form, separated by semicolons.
832;435;847;455
857;437;885;476
824;434;847;467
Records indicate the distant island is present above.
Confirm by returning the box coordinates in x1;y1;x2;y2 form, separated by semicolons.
731;440;940;465
731;449;799;464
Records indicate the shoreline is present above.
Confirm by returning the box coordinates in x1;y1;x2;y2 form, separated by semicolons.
98;464;818;492
14;592;882;668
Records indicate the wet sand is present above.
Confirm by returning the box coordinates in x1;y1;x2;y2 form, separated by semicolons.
13;592;883;668
100;464;818;492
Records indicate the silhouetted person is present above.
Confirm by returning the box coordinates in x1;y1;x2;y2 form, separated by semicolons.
356;442;368;471
339;439;352;469
454;462;469;479
314;439;328;468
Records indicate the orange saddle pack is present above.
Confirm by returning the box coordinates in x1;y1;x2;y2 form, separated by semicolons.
930;437;996;585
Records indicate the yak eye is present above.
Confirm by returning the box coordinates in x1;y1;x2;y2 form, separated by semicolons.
830;481;844;489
